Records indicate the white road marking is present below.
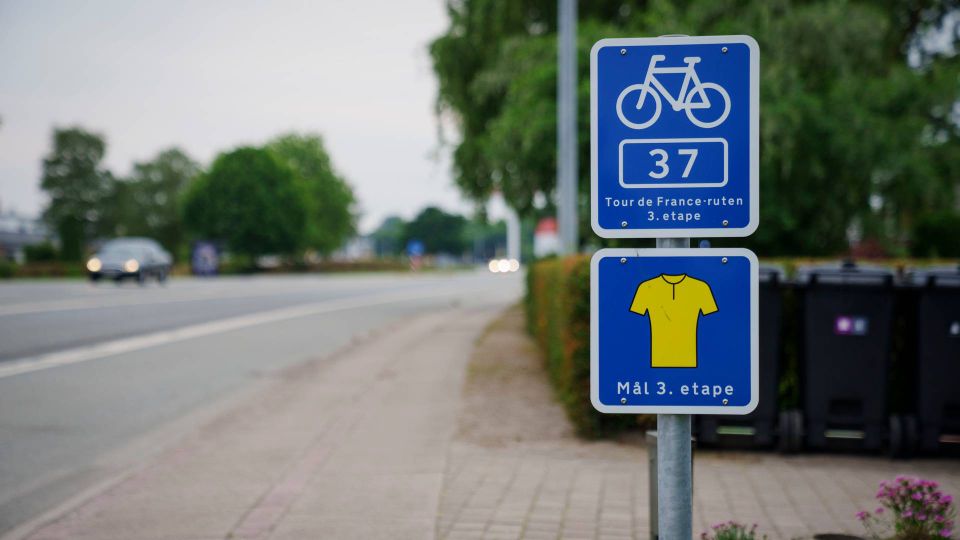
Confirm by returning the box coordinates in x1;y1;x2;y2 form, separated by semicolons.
0;286;464;380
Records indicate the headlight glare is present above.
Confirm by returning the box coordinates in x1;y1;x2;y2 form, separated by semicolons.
123;259;140;273
86;258;102;272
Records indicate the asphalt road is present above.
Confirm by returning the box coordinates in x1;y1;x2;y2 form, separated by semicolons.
0;271;523;536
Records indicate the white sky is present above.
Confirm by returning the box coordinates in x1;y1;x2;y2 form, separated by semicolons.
0;0;470;233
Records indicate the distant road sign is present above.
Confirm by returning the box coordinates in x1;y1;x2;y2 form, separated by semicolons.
591;248;758;414
591;35;759;238
406;240;425;257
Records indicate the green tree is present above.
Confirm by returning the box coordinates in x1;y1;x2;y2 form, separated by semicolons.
40;127;113;261
911;211;960;257
430;0;641;210
96;177;136;240
463;217;507;260
371;216;407;257
123;148;200;258
266;133;357;255
403;206;468;255
182;147;308;259
431;0;960;255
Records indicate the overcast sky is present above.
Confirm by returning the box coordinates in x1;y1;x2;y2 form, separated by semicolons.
0;0;470;233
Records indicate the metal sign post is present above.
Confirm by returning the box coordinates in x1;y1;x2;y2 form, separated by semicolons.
589;35;760;540
655;237;691;539
557;0;578;254
657;414;692;539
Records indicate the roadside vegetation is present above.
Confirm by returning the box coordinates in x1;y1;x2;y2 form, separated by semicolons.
431;0;960;257
526;255;650;437
33;127;357;269
3;126;508;278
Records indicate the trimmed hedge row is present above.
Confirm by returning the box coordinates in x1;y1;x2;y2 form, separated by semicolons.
526;256;651;438
0;261;86;279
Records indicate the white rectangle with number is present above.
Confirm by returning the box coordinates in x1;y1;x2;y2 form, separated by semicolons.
618;138;728;188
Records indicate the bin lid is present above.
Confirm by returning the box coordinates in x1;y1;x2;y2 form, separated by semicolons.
759;264;783;284
795;260;895;286
904;264;960;287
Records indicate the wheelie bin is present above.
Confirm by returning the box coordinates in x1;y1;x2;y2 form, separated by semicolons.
697;265;783;448
789;262;897;452
902;265;960;455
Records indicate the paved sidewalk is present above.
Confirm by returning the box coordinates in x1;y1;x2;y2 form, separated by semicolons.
437;307;960;540
438;441;960;539
16;299;507;540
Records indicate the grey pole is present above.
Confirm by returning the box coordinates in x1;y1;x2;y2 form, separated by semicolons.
655;237;692;540
557;0;578;254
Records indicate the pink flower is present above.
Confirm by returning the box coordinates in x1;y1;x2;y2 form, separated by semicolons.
942;495;953;504
940;529;952;538
904;510;914;518
875;507;884;514
913;492;924;500
856;511;869;521
918;513;927;521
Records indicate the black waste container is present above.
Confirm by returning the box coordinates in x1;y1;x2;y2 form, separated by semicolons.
697;265;783;447
795;263;897;451
904;266;960;455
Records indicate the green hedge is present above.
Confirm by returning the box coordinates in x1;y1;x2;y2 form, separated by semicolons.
0;261;85;279
526;256;650;438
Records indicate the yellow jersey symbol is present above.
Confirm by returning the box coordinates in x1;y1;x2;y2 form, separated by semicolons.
629;274;718;368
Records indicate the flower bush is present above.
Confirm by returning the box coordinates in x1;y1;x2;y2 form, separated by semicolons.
701;521;765;540
858;476;955;539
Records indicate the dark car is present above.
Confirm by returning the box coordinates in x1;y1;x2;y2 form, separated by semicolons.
86;238;172;284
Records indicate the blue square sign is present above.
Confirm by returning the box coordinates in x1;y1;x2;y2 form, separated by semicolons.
591;36;759;238
591;248;758;414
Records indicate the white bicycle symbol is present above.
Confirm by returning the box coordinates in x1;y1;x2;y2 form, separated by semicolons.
616;54;731;129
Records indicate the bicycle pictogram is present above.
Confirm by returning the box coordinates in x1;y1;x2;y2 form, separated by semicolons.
616;54;731;130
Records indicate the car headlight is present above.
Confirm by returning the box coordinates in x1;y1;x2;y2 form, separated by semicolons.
86;258;102;272
123;259;140;273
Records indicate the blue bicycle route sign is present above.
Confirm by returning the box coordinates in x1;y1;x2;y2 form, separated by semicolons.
590;35;759;238
590;248;758;414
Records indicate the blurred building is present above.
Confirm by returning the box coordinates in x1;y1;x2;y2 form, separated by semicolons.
0;208;51;262
332;236;375;262
533;217;561;258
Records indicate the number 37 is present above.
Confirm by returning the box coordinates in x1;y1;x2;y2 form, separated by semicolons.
648;148;698;180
